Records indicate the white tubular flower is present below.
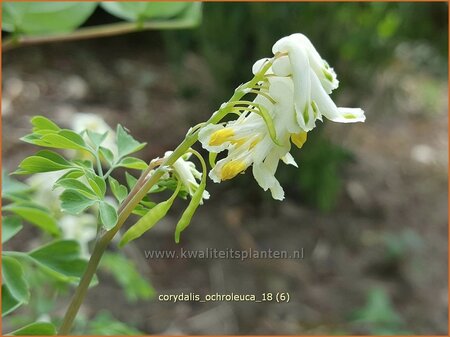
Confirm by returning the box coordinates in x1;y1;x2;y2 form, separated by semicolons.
59;214;97;258
199;91;298;200
199;33;365;200
162;151;210;203
270;33;365;130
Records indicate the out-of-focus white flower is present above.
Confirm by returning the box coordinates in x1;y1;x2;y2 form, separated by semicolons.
26;172;64;214
59;214;97;257
72;113;117;154
152;151;210;203
199;33;365;200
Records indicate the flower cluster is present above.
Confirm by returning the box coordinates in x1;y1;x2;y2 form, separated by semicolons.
152;151;210;203
199;33;365;200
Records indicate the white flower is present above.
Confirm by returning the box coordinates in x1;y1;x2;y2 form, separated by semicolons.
59;214;97;257
199;80;302;200
198;33;365;201
26;172;64;214
270;33;365;131
157;151;210;202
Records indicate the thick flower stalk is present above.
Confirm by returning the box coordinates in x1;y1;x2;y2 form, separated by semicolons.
199;33;365;200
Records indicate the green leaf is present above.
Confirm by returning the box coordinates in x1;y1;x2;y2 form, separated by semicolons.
2;172;30;196
117;157;148;170
86;130;108;150
100;252;154;303
3;204;60;236
87;312;143;336
2;285;22;317
87;175;106;198
2;2;98;35
119;181;181;247
99;146;114;166
60;189;97;214
16;150;72;174
131;204;150;217
8;322;57;336
116;125;146;158
29;240;90;281
108;177;128;204
41;130;89;151
100;2;190;22
125;172;138;190
54;178;98;199
2;216;23;244
31;116;60;132
99;201;118;230
2;256;30;304
55;169;84;182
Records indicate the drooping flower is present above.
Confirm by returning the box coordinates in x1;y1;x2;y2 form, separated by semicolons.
199;33;365;200
270;33;365;131
199;78;302;200
155;151;210;202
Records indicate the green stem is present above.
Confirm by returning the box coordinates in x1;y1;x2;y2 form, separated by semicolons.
57;60;273;335
3;17;199;52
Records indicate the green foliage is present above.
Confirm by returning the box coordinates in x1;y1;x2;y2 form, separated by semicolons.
353;287;411;335
295;134;352;212
2;240;89;317
100;2;191;22
100;252;155;302
2;256;30;309
109;177;128;204
84;312;143;335
117;157;148;170
28;240;90;281
2;285;23;317
8;321;57;336
2;1;203;46
14;116;150;231
3;203;60;236
2;216;23;244
278;131;352;212
116;125;147;158
98;201;118;230
60;189;97;215
2;2;97;35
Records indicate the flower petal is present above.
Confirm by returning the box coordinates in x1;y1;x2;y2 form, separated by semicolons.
252;58;270;75
198;124;232;152
282;152;298;167
310;71;365;124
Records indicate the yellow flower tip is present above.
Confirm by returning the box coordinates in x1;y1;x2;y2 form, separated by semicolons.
230;138;247;147
249;137;261;150
291;131;307;148
343;113;356;119
220;160;247;180
209;128;234;146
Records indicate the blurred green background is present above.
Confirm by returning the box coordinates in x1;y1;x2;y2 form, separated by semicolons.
2;2;448;335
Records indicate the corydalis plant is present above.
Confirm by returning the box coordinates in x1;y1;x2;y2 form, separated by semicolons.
14;33;365;335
